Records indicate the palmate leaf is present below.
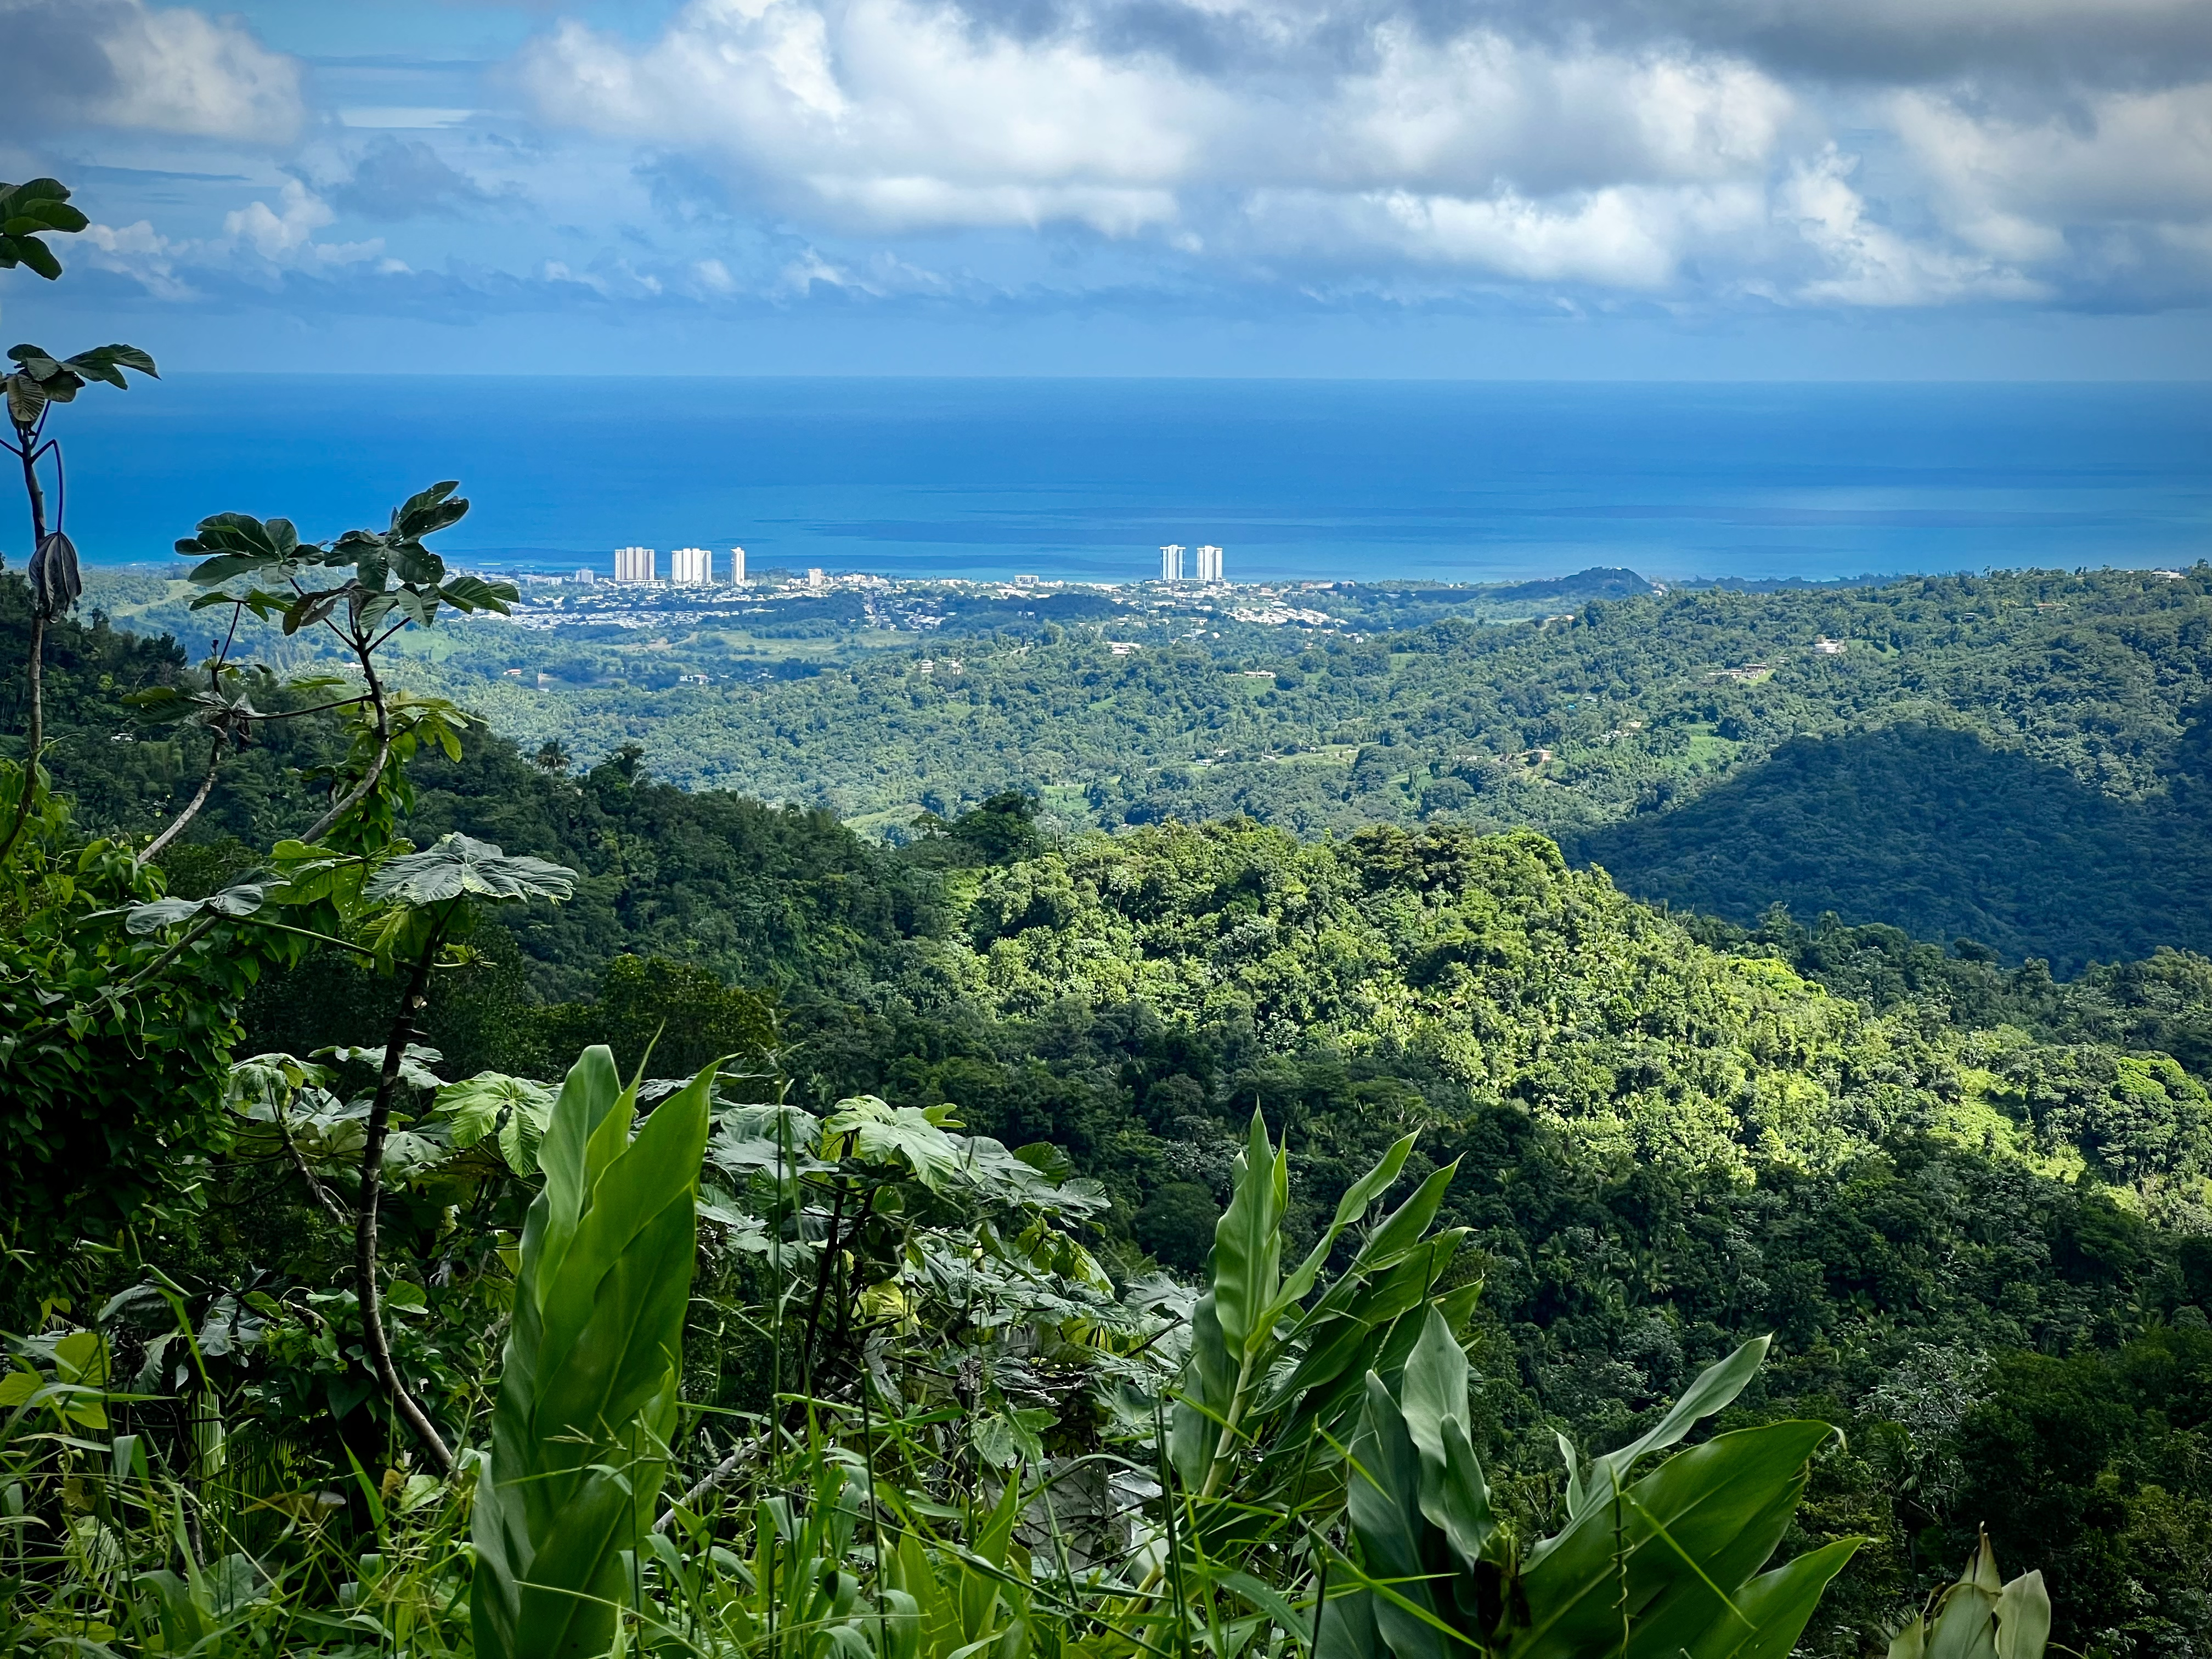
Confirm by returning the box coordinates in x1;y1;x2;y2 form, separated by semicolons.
363;833;577;909
824;1093;965;1188
433;1073;556;1176
123;882;268;934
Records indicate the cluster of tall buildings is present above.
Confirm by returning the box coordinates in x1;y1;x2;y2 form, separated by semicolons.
1158;544;1225;582
606;545;748;585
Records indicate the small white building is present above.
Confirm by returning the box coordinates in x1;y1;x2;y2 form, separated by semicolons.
1015;574;1039;586
613;546;656;583
574;567;595;584
1160;544;1186;582
806;568;826;590
1195;544;1224;582
670;546;713;585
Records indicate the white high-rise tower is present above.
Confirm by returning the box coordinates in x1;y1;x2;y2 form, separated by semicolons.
1195;544;1224;582
613;546;656;583
1160;544;1186;582
670;546;713;584
729;545;747;585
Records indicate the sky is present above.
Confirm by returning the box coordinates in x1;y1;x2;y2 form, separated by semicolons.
3;0;2210;377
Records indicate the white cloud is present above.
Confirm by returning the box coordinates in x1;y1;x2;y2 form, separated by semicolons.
520;0;1221;236
222;181;383;266
73;1;304;143
1894;81;2212;268
517;0;1810;289
80;182;383;296
1783;146;2047;305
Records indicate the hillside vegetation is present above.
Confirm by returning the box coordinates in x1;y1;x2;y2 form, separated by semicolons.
87;560;2212;967
10;560;2212;1652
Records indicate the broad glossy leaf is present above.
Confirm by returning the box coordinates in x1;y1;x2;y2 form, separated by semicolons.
1269;1131;1414;1323
64;343;156;382
1512;1420;1838;1659
1993;1572;2050;1659
1397;1308;1469;1474
5;370;46;422
476;1052;711;1659
440;573;518;613
7;343;64;376
363;832;577;909
1685;1538;1863;1659
394;479;467;538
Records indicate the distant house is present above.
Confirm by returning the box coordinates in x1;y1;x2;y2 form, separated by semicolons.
1109;642;1141;656
1813;638;1847;655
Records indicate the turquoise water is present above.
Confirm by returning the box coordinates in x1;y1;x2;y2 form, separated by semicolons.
25;376;2212;583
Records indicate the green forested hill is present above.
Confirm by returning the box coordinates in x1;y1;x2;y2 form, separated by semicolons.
70;562;2212;966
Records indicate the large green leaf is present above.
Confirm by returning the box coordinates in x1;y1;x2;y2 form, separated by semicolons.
364;833;577;909
1564;1336;1772;1526
1346;1374;1449;1659
472;1048;713;1659
1212;1108;1287;1356
1510;1420;1839;1659
825;1094;964;1188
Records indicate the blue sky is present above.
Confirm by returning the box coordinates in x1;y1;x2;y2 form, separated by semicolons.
4;0;2210;377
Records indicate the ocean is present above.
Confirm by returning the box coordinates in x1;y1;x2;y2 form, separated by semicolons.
27;376;2212;584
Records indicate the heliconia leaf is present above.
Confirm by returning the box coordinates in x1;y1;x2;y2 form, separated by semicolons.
1434;1418;1497;1567
1268;1131;1414;1323
1513;1420;1838;1659
1346;1374;1449;1659
1397;1308;1470;1474
1993;1571;2050;1659
473;1052;714;1659
1316;1585;1383;1659
1576;1336;1772;1519
1211;1108;1286;1355
1683;1538;1863;1659
1923;1582;1999;1659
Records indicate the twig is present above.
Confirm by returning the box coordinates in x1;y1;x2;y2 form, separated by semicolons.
651;1432;769;1533
275;1097;350;1229
138;735;223;865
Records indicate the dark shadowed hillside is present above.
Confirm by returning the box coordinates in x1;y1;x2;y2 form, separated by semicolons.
1574;724;2212;973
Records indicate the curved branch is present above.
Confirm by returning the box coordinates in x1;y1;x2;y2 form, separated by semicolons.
355;922;458;1477
138;735;223;866
300;647;390;845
